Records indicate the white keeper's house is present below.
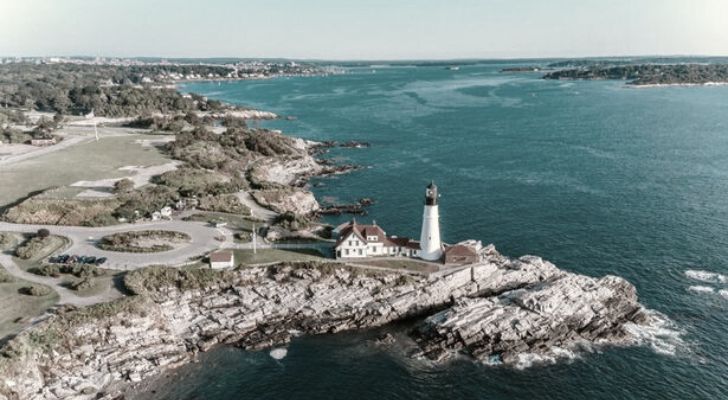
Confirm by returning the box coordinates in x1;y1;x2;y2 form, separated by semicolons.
333;219;420;259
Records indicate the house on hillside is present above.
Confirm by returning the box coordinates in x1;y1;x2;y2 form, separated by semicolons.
333;219;420;259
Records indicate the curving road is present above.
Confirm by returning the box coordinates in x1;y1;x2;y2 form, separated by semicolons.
0;220;223;270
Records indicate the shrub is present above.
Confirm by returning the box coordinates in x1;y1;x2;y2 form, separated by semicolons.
0;268;15;283
32;264;61;278
70;277;94;292
15;236;51;260
113;178;135;194
20;285;52;297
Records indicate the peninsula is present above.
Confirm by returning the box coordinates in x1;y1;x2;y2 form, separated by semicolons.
543;63;728;86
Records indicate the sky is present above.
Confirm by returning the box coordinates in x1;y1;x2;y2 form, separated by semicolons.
2;0;728;60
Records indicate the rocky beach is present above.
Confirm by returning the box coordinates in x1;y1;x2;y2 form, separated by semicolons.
0;245;669;400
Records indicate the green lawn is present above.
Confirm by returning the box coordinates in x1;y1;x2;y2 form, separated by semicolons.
0;264;58;341
183;212;258;231
355;258;440;273
60;271;117;298
233;248;327;265
0;132;171;208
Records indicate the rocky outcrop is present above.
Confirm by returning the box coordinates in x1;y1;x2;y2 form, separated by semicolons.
251;188;320;215
412;273;646;365
0;247;662;400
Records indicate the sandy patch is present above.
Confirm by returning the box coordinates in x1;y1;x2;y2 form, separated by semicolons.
71;161;180;196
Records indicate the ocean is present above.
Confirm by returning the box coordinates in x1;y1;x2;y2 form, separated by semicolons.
137;62;728;399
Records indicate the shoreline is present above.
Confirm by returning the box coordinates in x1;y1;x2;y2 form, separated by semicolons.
0;249;677;399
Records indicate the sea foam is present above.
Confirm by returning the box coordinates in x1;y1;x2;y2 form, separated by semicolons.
688;286;715;294
269;348;288;360
623;309;685;357
685;270;728;284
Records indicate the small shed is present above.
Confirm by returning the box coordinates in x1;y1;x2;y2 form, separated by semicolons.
209;250;235;269
444;244;479;265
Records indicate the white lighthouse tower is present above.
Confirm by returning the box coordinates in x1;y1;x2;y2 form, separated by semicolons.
419;181;443;261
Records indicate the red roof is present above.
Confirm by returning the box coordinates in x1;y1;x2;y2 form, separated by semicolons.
209;251;234;262
444;245;478;257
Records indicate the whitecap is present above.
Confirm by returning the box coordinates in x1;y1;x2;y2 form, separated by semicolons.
685;270;728;284
719;290;728;300
269;348;288;360
623;309;684;357
688;286;715;294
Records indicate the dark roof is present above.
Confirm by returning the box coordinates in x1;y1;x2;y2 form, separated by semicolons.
335;220;418;249
387;237;420;250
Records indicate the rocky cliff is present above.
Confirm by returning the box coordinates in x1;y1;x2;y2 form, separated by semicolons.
0;247;663;400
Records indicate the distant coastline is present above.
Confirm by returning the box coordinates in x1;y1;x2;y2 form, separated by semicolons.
543;63;728;86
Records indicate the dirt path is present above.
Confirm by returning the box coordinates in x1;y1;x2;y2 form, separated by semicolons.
236;191;278;222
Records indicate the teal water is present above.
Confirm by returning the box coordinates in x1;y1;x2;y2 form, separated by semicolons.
142;63;728;399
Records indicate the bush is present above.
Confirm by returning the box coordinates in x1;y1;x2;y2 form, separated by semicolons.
0;268;15;283
70;277;94;292
273;212;311;231
15;236;51;260
32;264;61;278
63;264;101;278
113;178;135;194
20;285;52;297
197;194;250;215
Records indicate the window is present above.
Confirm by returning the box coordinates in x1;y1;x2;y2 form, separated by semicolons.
348;240;352;246
345;249;350;256
358;249;363;256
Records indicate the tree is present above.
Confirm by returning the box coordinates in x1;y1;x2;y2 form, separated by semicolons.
36;228;50;238
113;178;135;194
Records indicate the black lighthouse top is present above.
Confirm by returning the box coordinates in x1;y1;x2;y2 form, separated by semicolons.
425;181;438;206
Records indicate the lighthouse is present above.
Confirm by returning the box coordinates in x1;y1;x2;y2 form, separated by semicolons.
419;181;443;261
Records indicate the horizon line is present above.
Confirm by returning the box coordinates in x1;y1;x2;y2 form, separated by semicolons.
3;53;728;63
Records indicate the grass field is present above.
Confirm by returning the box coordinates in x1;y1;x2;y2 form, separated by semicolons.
0;133;172;208
184;212;258;231
0;264;58;341
233;248;327;265
60;271;117;298
355;258;440;273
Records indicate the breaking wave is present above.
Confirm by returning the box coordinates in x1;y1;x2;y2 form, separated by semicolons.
685;270;728;284
513;346;579;370
688;285;715;294
623;309;685;357
269;348;288;360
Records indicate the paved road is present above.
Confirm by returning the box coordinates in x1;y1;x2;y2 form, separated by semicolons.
0;252;124;306
0;220;223;270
